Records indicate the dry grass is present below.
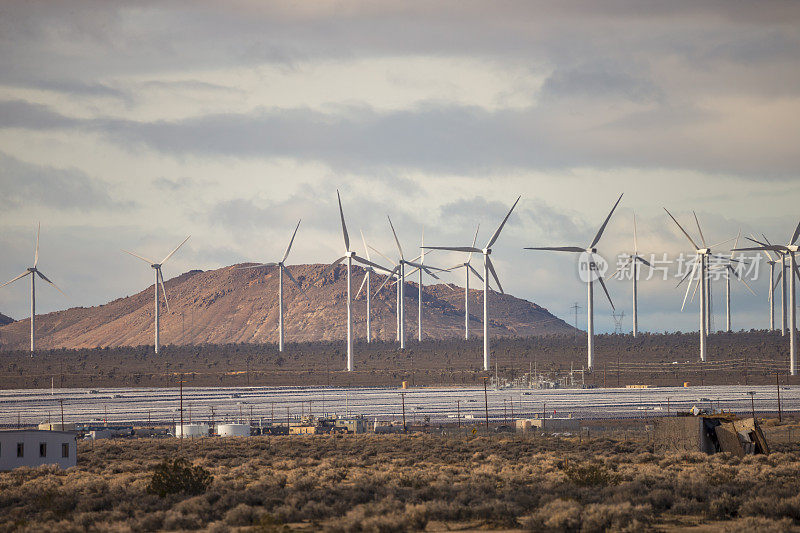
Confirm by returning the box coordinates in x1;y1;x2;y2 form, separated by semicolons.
2;435;800;531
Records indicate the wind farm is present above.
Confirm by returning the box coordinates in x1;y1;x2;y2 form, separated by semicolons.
3;3;800;531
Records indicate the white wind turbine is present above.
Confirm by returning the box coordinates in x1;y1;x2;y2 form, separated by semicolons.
707;231;755;332
736;226;800;375
354;230;394;343
123;235;190;354
425;196;520;371
609;213;651;337
0;223;65;355
666;209;734;362
526;194;622;371
754;234;788;335
405;228;449;342
240;220;309;352
374;217;440;349
328;190;392;370
442;224;483;339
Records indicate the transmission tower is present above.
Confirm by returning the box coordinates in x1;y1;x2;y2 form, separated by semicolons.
612;310;626;334
570;302;581;337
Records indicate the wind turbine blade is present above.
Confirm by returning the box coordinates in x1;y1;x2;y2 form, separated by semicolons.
468;223;480;263
467;263;485;283
730;229;741;260
663;208;700;250
608;258;631;280
708;237;735;249
353;255;393;274
420;227;424;265
0;271;31;289
590;193;623;248
596;275;614;310
158;268;170;313
486;256;503;294
360;230;371;262
423;246;482;253
680;260;700;311
375;265;401;295
486;195;521;249
689;270;701;305
746;236;768;247
122;249;155;265
337;189;350;252
35;270;66;297
387;215;404;259
524;246;585;253
323;256;346;277
758;234;781;262
635;255;652;268
633;213;638;252
791;220;800;246
238;262;278;270
368;245;397;266
34;222;40;268
692;211;707;248
355;272;369;300
282;220;301;263
422;266;440;280
161;235;191;264
284;267;310;302
445;282;457;292
728;265;756;296
733;246;786;252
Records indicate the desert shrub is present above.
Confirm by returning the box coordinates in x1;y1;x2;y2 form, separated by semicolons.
146;458;213;498
527;498;582;532
580;502;652;532
564;462;618;487
708;493;739;519
722;516;796;532
224;503;259;526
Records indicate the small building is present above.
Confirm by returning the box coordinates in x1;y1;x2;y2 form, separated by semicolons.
38;422;76;431
0;430;77;471
654;416;768;455
334;417;369;434
289;425;318;435
515;417;580;433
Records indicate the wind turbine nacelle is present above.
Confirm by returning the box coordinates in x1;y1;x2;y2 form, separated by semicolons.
27;267;36;273
345;251;356;258
697;248;710;255
586;248;597;254
788;245;799;253
482;248;491;255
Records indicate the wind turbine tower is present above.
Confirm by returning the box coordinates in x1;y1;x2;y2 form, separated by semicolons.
123;235;190;354
0;223;65;355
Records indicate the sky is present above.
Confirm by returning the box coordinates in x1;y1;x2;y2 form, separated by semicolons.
1;1;799;334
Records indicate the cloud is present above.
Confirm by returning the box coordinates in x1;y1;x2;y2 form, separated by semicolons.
0;151;132;211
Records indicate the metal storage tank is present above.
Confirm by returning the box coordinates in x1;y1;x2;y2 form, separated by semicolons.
216;423;250;437
175;424;209;438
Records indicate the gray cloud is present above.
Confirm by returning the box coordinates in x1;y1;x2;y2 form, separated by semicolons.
0;151;132;211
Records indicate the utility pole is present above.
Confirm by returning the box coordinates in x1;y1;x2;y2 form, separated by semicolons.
617;354;621;387
777;372;782;423
483;377;489;433
401;393;406;433
457;400;461;429
747;391;756;422
179;374;184;439
60;399;64;429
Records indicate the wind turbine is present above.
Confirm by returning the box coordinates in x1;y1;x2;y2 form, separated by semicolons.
735;223;800;375
702;231;755;332
526;194;622;371
756;234;788;335
355;230;394;343
666;209;734;362
405;229;448;342
379;217;440;349
0;223;65;355
425;196;520;371
609;213;651;337
240;220;309;352
123;235;190;354
328;190;392;370
442;224;483;339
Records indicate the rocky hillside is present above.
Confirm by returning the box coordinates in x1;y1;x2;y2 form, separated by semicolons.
0;264;574;350
0;313;13;327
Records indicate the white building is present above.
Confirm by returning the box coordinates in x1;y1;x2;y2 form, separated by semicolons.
0;430;77;470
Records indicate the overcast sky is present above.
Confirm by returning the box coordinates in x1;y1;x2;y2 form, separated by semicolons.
1;1;799;334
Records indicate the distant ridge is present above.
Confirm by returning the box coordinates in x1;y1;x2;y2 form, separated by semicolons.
0;313;13;327
0;263;574;350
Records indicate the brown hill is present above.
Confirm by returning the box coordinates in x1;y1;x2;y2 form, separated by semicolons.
0;313;13;326
0;263;573;350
